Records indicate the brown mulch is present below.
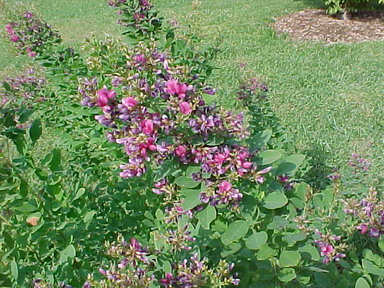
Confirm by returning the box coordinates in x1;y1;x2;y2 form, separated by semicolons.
273;9;384;43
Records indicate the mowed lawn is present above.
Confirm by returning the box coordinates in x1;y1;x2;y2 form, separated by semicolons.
1;0;384;185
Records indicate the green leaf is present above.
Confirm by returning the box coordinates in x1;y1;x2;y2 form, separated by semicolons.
379;236;384;252
3;81;11;91
14;135;27;155
10;260;18;282
355;277;370;288
18;109;34;123
221;220;250;245
73;188;86;200
263;192;288;209
197;205;216;230
256;150;281;165
14;203;36;213
182;189;201;210
279;250;301;267
245;230;268;250
0;183;17;191
248;129;272;151
275;154;305;176
362;259;384;277
221;242;242;257
175;176;200;188
186;166;201;177
279;268;296;282
282;233;307;244
29;119;42;143
49;148;61;171
153;160;174;182
257;244;277;260
299;245;320;261
84;211;96;223
60;244;76;264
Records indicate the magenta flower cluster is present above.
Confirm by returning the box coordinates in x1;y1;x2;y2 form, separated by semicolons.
344;187;384;238
0;68;46;107
314;230;346;264
160;254;240;287
107;0;160;39
348;153;371;174
84;237;239;288
79;43;271;207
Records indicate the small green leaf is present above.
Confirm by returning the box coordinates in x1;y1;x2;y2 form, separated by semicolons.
355;277;370;288
175;176;200;188
221;220;250;245
73;188;86;200
182;189;201;211
10;260;18;281
3;81;11;91
257;244;277;260
275;154;305;176
248;129;272;151
379;236;384;252
49;148;61;171
256;150;281;165
362;259;384;277
245;230;268;250
0;183;17;191
279;268;296;282
84;211;96;223
279;250;301;267
263;192;288;209
29;119;42;143
14;203;36;213
197;205;216;230
221;242;242;257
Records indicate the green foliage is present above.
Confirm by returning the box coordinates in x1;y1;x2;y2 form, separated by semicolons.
325;0;384;15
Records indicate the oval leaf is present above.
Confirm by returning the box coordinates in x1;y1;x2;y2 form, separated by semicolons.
197;205;216;230
263;192;288;209
221;220;250;245
245;230;268;250
29;119;42;143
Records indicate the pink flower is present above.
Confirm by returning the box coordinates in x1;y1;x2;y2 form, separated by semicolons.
179;102;192;115
242;161;253;169
122;97;138;108
214;153;228;165
219;181;232;193
10;35;19;42
357;224;368;234
97;87;116;107
175;145;187;157
5;24;13;34
166;79;187;98
141;119;154;135
320;244;334;256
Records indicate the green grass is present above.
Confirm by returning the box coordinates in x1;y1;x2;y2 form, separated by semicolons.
0;0;120;78
155;0;384;185
1;0;383;185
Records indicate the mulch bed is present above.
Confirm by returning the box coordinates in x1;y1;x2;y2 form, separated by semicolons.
273;9;384;43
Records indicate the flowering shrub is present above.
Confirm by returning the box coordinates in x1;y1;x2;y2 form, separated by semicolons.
83;237;239;288
4;11;61;57
0;67;46;107
2;0;384;288
325;0;384;17
107;0;164;41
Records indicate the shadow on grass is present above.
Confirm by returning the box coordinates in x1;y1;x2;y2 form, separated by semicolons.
293;0;326;9
302;145;333;191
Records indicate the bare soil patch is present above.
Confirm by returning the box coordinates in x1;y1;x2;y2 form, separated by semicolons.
273;9;384;43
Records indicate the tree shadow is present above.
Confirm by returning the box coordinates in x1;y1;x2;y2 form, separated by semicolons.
302;145;334;191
